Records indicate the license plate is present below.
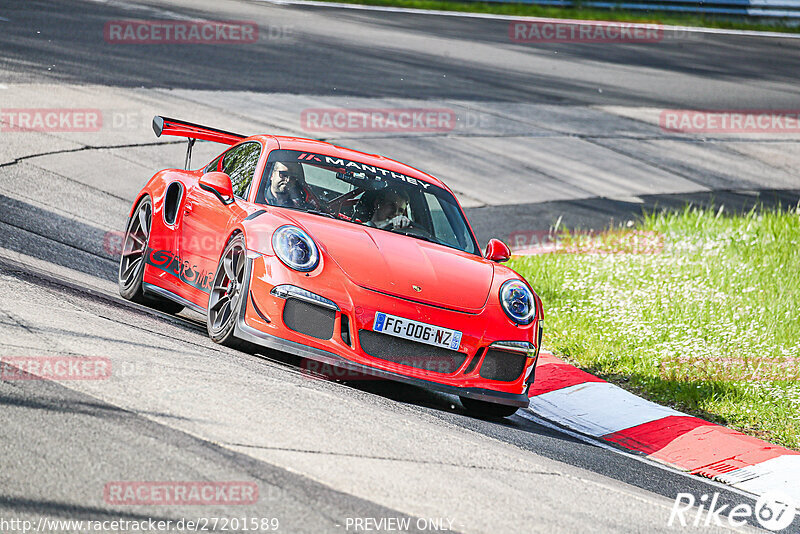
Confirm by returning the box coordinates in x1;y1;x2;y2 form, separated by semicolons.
372;312;462;351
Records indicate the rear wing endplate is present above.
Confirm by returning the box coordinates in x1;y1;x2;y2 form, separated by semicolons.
152;115;247;170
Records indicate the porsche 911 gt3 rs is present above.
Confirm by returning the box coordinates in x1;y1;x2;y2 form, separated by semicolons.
119;116;543;417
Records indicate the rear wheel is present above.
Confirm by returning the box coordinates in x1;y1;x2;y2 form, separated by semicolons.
118;196;183;314
460;396;519;419
207;234;258;353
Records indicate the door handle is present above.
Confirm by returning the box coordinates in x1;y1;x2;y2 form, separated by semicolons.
184;201;194;215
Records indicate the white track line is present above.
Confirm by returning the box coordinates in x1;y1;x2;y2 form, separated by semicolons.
530;381;689;437
258;0;800;39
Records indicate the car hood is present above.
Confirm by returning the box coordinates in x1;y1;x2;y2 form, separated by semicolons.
290;213;493;311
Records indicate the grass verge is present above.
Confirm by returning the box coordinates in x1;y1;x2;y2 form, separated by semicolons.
311;0;800;33
510;205;800;450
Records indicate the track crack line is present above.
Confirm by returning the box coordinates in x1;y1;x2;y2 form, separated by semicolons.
223;442;564;475
0;140;183;170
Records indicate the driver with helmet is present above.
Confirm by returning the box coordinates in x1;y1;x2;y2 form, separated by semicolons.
367;187;412;229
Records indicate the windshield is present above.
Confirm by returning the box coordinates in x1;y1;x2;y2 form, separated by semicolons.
256;150;480;255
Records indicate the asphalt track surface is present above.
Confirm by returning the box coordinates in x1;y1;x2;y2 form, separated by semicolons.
4;0;800;105
1;0;800;533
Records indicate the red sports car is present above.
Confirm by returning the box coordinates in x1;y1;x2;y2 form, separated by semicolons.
119;116;543;417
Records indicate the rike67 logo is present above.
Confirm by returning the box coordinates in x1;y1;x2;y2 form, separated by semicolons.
669;491;796;531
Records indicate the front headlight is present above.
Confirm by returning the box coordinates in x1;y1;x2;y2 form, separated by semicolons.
499;280;536;325
272;225;319;272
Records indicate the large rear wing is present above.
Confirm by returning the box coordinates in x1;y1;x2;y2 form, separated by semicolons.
152;115;247;169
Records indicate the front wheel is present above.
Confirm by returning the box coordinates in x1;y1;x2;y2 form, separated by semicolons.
460;396;519;418
207;234;258;353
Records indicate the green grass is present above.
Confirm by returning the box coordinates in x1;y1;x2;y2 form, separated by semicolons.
511;205;800;450
316;0;800;33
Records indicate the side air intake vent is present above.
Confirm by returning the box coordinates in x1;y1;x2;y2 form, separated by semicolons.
164;182;183;225
462;348;484;375
341;314;352;346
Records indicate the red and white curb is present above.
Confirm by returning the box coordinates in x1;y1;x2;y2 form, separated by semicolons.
527;352;800;507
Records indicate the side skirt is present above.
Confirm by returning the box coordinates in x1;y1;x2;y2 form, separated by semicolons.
143;282;206;315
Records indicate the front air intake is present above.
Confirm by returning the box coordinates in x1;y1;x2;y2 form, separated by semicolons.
357;330;468;374
479;349;527;382
282;299;335;340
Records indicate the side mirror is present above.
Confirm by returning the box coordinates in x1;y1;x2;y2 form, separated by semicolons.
199;172;235;205
485;238;511;263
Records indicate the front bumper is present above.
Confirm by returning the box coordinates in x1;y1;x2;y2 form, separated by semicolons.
235;319;531;407
237;253;539;408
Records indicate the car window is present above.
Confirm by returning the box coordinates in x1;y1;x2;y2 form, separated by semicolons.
423;191;467;250
303;165;354;202
221;142;261;199
204;155;222;174
256;149;480;255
